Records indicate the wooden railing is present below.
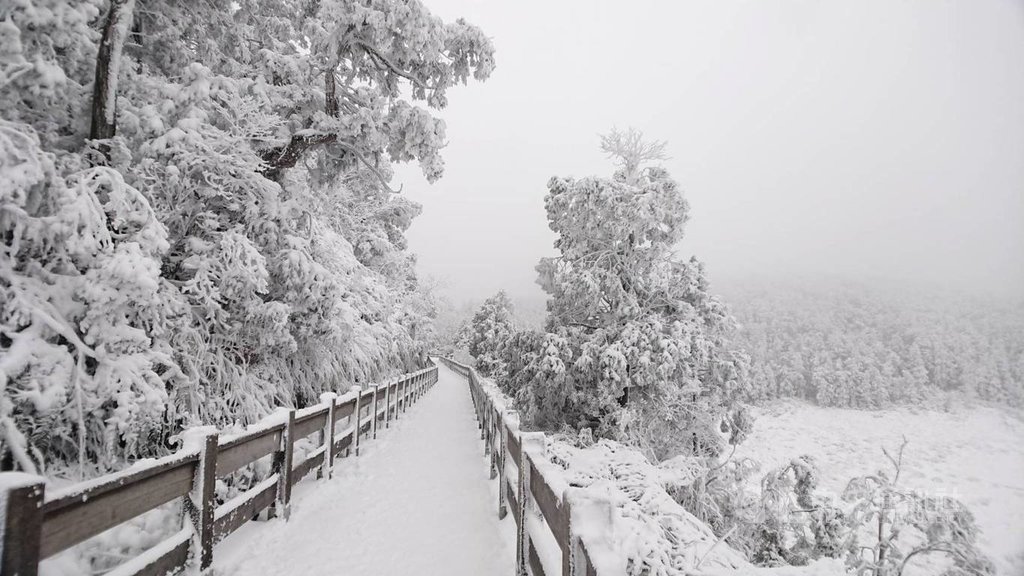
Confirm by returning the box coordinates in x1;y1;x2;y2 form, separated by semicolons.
1;363;439;576
439;358;614;576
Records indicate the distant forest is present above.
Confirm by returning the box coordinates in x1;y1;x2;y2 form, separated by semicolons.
725;282;1024;408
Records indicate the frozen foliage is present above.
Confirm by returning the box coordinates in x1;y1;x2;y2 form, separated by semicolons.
503;129;749;461
727;283;1024;408
672;438;996;575
0;0;493;475
840;439;995;576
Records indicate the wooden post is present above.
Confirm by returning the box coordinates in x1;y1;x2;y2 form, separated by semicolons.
371;384;379;439
488;407;499;479
497;417;509;519
351;386;362;456
320;393;337;479
273;410;295;520
483;400;492;455
516;433;546;576
480;394;486;439
184;431;218;571
1;473;45;576
384;378;392;429
389;377;397;416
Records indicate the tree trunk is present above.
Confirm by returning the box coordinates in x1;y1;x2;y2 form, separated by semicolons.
90;0;136;142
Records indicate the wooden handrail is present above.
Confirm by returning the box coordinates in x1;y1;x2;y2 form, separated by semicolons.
0;362;439;576
438;357;615;576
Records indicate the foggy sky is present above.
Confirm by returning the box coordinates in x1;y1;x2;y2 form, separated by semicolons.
395;0;1024;305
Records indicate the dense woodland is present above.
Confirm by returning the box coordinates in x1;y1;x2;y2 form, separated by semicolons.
0;0;494;476
726;283;1024;409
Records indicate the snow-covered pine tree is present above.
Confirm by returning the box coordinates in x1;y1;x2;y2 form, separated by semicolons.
519;128;749;461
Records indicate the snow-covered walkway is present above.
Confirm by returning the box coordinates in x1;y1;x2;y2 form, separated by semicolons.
214;362;514;575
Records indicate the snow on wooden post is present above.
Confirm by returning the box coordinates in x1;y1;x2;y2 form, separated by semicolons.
319;393;337;480
181;428;218;571
516;432;546;576
351;386;362;456
565;488;619;576
1;473;46;576
272;410;295;520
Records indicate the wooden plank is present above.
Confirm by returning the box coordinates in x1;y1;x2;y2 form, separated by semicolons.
528;543;547;576
579;542;599;576
216;428;282;477
507;483;521;527
333;430;353;455
292;449;325;483
292;408;328;441
507;429;522;467
358;415;372;436
529;457;569;551
334;398;356;422
104;529;190;576
40;457;197;558
212;477;278;543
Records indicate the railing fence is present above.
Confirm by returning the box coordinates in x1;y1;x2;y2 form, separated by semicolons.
1;362;439;576
439;357;614;576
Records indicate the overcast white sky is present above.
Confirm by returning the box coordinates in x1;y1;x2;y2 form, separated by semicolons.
395;0;1024;304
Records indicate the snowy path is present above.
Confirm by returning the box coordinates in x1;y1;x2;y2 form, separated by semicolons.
214;362;515;575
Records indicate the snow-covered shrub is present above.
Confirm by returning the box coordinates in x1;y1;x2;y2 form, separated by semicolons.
1;120;181;474
752;456;847;567
840;439;995;576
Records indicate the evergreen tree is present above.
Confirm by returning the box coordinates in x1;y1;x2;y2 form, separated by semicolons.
467;291;516;376
518;128;748;461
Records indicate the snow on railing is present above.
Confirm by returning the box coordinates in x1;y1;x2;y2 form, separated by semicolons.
0;362;439;576
439;357;622;576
